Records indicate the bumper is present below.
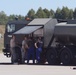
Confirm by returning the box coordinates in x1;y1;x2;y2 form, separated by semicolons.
3;48;11;57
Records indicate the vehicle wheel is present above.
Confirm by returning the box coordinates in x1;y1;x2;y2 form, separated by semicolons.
46;48;59;65
60;48;73;65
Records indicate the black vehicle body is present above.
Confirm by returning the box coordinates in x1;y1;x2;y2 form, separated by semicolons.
3;18;76;65
14;18;76;65
46;19;76;65
3;19;31;57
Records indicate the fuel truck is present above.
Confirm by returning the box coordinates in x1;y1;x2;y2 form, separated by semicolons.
3;18;76;65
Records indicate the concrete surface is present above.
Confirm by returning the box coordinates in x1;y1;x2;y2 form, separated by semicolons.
0;53;76;75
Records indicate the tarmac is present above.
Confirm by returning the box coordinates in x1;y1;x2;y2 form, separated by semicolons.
0;53;76;75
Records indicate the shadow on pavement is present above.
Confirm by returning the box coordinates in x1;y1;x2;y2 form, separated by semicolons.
0;63;12;65
0;63;76;67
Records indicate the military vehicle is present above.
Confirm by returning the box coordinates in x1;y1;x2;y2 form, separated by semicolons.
3;18;76;65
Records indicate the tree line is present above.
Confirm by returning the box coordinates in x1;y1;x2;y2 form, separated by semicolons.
0;6;76;25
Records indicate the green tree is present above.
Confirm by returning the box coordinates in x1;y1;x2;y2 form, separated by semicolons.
18;15;25;20
8;14;16;21
73;8;76;19
55;7;62;19
8;14;24;21
61;7;70;19
36;7;46;18
27;9;35;19
50;9;55;18
43;8;50;18
0;11;8;25
68;9;73;19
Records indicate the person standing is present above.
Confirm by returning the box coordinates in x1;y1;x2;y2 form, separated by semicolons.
10;35;16;64
27;37;35;64
35;37;43;64
21;36;28;64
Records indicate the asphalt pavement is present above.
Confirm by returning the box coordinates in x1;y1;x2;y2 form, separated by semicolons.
0;53;76;75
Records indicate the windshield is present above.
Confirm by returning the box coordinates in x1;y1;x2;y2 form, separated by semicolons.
7;24;15;32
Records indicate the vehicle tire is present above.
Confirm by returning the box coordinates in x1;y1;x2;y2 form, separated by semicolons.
60;48;73;65
46;48;59;65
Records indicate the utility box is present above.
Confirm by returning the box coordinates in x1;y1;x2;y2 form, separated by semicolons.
14;18;57;47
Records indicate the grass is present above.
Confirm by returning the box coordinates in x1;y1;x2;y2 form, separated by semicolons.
0;25;5;52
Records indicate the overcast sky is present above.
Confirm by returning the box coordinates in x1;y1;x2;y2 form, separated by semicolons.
0;0;76;16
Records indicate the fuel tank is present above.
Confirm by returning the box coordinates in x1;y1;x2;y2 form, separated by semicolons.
54;20;76;45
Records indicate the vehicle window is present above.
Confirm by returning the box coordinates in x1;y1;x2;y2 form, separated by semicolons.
7;24;15;32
